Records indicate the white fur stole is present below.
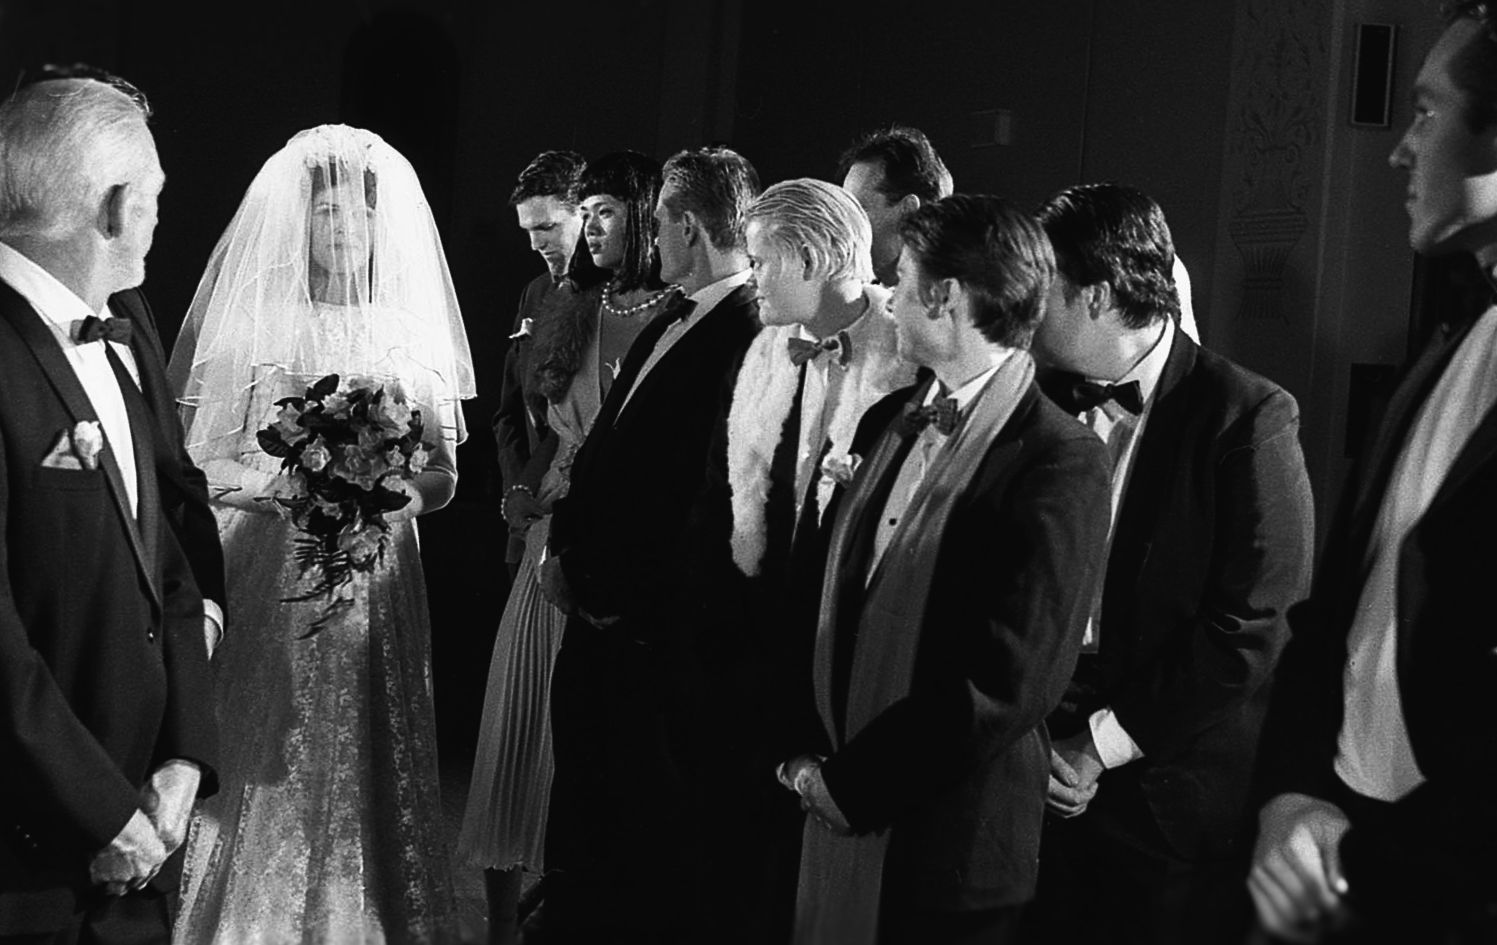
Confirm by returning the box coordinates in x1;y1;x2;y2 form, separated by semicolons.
726;285;916;576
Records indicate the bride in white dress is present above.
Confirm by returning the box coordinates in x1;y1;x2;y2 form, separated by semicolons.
167;124;474;944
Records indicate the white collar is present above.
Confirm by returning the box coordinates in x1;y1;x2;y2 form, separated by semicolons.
0;241;106;331
687;268;750;314
924;348;1015;411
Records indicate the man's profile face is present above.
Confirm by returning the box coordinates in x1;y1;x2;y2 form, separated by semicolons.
1031;271;1089;372
653;183;691;286
887;245;943;365
745;219;818;327
515;194;581;278
842;160;903;284
115;125;164;292
1390;17;1497;256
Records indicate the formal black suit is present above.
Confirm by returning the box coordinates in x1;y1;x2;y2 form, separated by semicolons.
1256;312;1497;942
0;279;218;936
1030;329;1314;943
798;373;1113;943
543;281;759;941
493;273;568;569
107;289;226;613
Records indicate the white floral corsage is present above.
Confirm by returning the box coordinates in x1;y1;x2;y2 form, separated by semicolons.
820;451;862;487
508;317;534;341
72;420;104;470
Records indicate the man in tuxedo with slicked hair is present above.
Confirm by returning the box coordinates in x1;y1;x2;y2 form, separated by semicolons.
538;145;761;944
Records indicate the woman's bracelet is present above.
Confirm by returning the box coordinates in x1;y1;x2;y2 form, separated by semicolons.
501;483;535;521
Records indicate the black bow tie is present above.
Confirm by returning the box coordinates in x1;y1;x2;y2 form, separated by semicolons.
787;330;852;367
659;293;697;326
1057;377;1143;416
901;397;959;437
71;315;132;345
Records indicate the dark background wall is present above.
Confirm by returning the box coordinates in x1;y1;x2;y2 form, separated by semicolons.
0;0;1430;757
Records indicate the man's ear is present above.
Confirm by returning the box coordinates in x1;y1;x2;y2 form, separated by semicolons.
799;244;816;280
927;276;960;320
681;210;701;249
1084;281;1113;321
897;193;921;218
100;184;129;239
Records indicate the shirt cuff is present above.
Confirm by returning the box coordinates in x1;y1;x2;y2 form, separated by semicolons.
202;599;225;659
1089;706;1145;769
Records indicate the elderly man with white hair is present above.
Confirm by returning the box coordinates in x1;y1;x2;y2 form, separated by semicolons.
0;71;217;944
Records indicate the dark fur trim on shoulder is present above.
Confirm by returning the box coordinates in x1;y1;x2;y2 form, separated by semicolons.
528;284;601;405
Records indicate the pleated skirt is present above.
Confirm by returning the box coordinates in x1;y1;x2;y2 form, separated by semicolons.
455;518;567;873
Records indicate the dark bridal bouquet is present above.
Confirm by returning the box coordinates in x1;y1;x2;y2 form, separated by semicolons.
257;373;429;634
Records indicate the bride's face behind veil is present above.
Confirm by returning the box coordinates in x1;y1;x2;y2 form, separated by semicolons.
308;169;376;304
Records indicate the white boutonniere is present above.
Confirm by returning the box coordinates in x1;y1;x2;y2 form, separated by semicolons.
508;317;534;341
72;420;104;470
820;451;862;487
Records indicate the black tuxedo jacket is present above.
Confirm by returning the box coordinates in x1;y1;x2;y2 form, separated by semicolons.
1042;331;1315;861
815;380;1112;910
1257;313;1497;923
550;282;760;633
108;289;226;609
0;280;217;933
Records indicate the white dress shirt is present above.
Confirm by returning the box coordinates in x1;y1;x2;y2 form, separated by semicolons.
1335;306;1497;801
1069;320;1175;770
867;355;1009;578
619;269;751;416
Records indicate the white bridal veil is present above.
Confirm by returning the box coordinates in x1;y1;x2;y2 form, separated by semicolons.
169;124;476;462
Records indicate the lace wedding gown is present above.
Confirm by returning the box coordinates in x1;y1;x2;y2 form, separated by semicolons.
176;307;459;944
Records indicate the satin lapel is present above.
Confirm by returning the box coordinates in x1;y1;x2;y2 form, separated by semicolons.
1104;333;1197;611
613;286;751;435
0;288;161;610
812;377;931;746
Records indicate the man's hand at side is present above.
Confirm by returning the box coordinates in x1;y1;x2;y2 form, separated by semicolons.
140;759;202;857
1046;731;1104;818
1248;792;1351;943
89;808;167;896
537;551;578;615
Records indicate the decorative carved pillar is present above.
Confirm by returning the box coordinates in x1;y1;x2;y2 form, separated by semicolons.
1224;0;1324;323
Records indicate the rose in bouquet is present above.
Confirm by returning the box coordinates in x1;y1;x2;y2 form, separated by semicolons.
256;373;430;634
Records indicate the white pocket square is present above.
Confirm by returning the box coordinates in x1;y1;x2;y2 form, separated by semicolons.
40;433;84;470
41;422;104;471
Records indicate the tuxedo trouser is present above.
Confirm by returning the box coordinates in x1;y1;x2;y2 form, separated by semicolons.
0;893;170;945
879;901;1022;945
544;617;693;936
1024;772;1253;945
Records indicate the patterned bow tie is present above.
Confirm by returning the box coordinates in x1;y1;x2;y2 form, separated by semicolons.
71;315;132;345
901;396;960;437
786;330;852;368
1059;377;1143;416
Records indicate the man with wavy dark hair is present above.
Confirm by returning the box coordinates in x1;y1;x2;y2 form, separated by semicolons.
1024;182;1314;944
1250;5;1497;942
784;194;1111;944
837;124;953;286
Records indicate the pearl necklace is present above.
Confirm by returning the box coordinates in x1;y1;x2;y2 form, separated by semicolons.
601;281;677;318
